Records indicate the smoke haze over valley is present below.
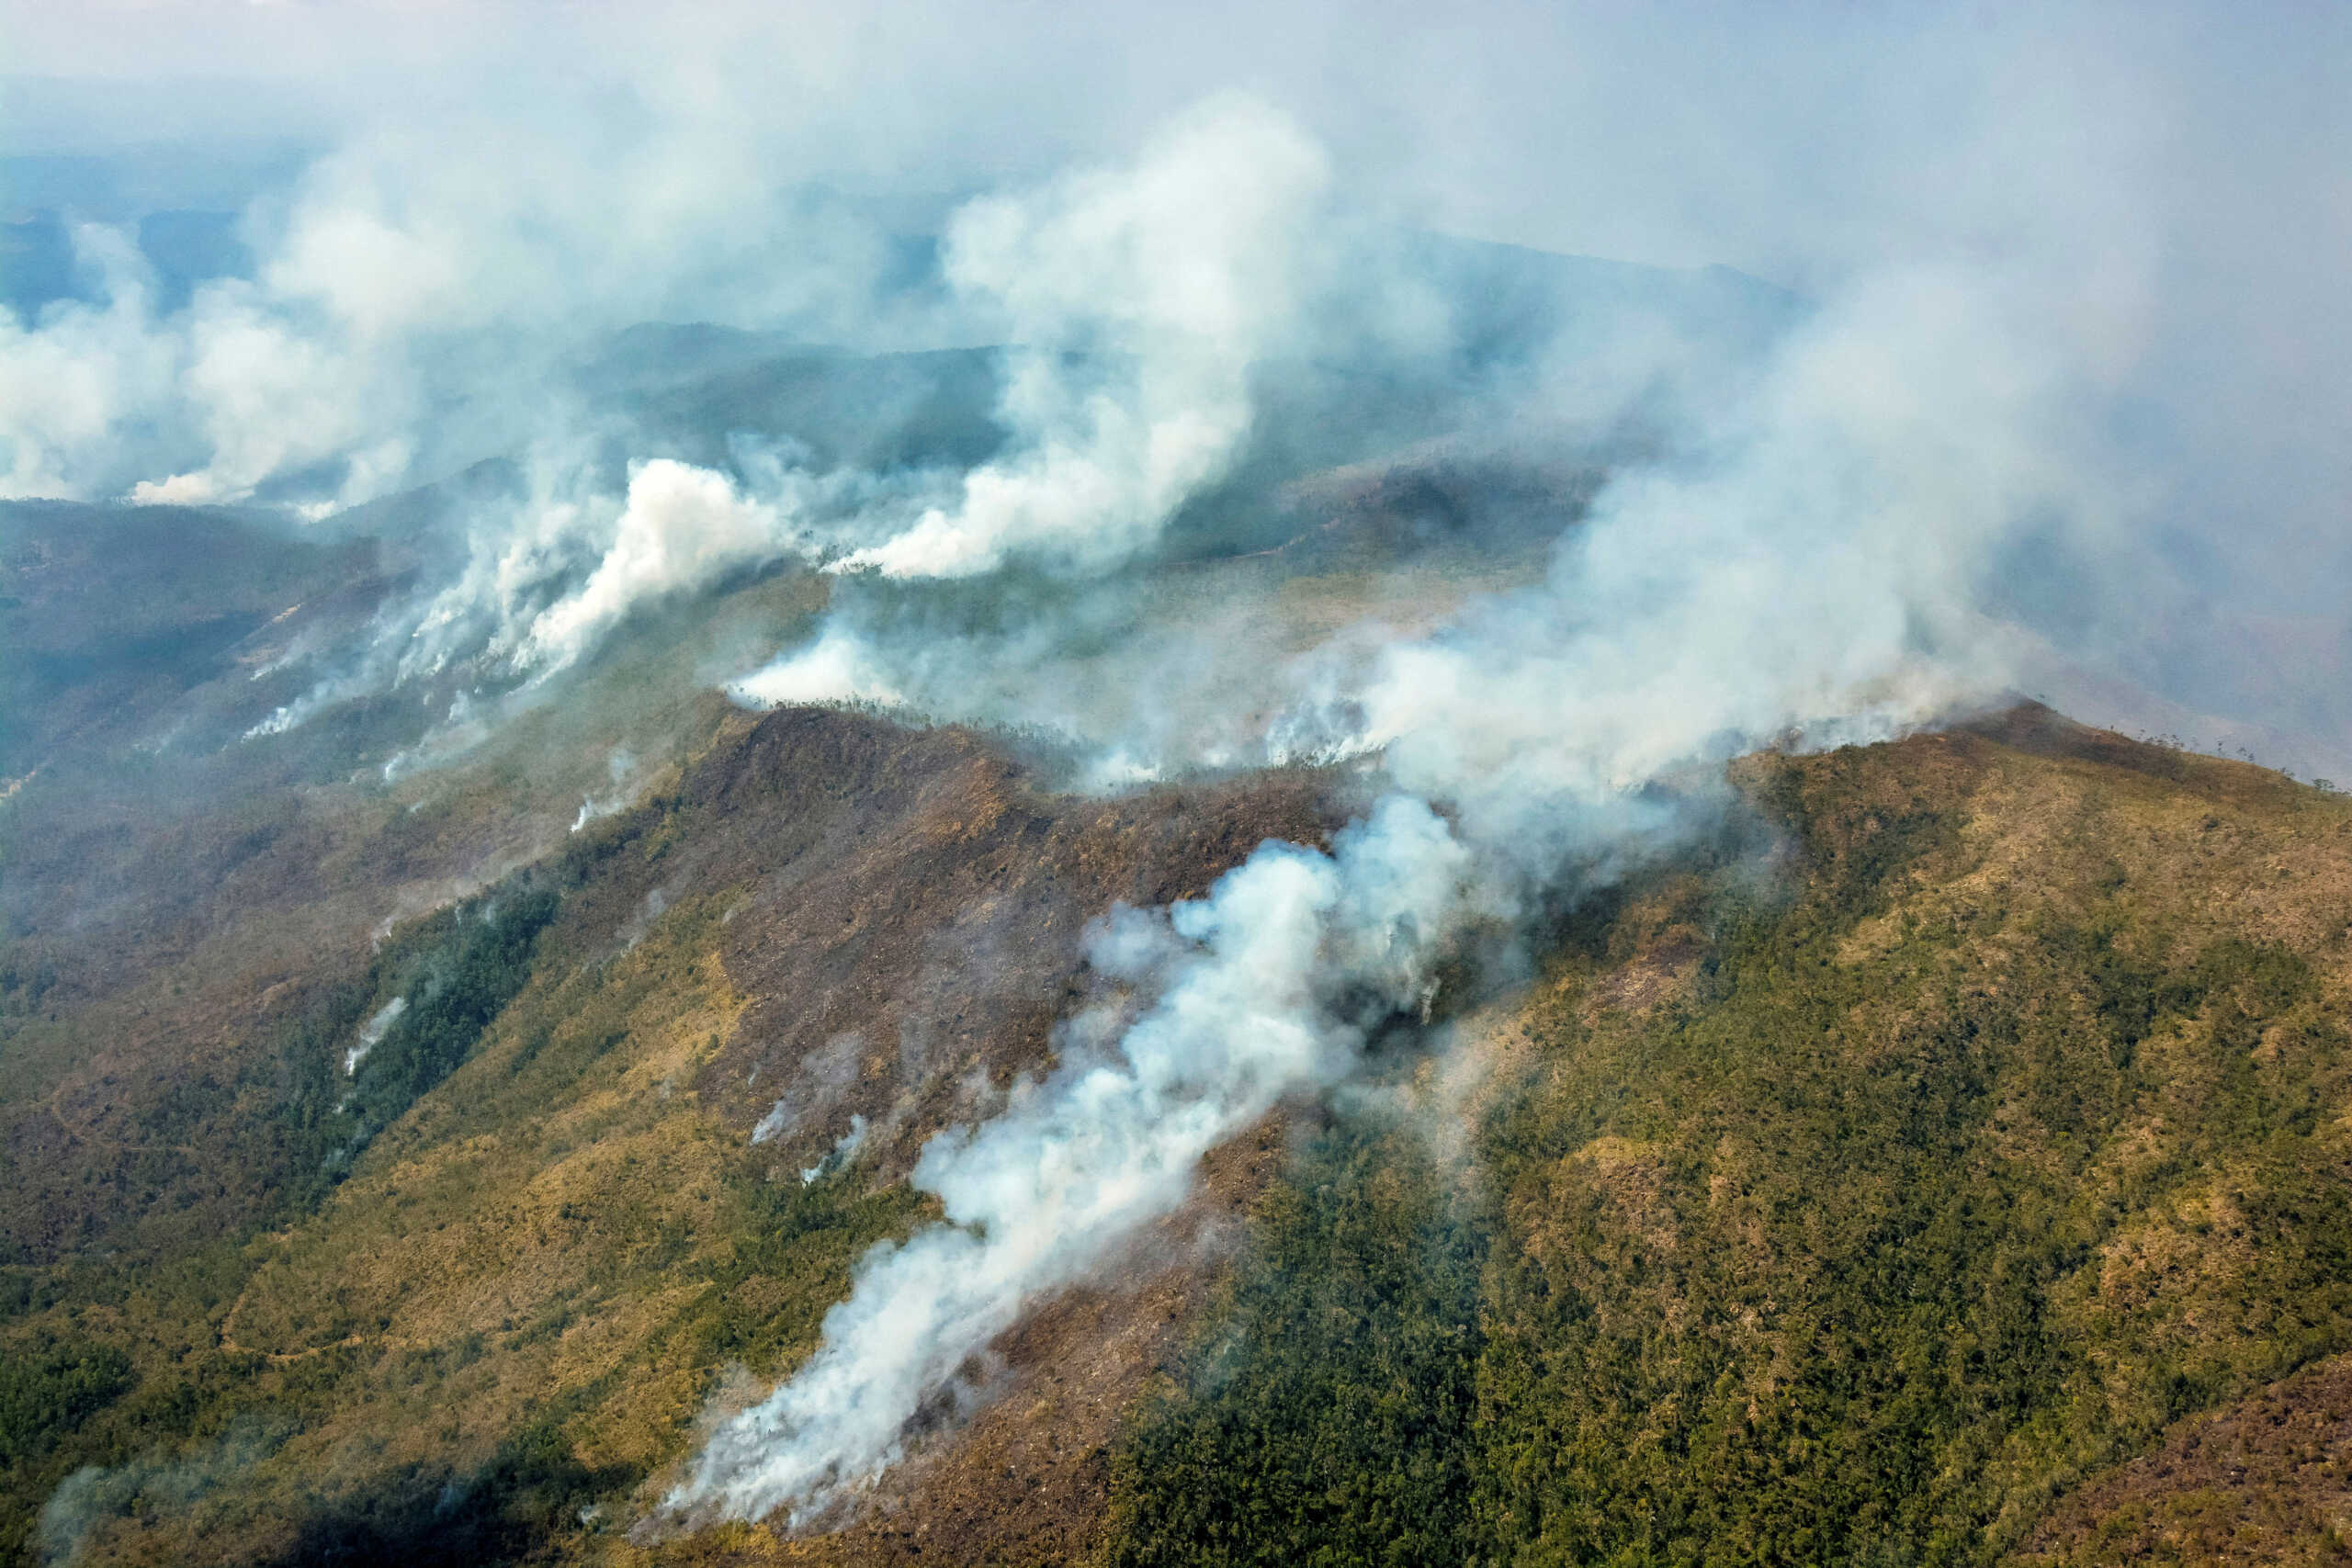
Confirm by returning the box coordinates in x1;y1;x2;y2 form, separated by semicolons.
2;4;2350;1564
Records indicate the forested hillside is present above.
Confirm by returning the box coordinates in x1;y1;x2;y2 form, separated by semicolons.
6;697;2352;1565
1102;707;2352;1568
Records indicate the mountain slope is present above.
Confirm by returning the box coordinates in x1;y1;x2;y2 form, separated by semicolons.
7;697;2352;1565
1100;706;2352;1567
0;705;1341;1567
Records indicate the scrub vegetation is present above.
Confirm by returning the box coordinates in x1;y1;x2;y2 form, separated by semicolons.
1101;716;2352;1568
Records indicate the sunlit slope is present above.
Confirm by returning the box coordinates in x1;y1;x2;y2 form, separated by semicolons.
1101;706;2352;1567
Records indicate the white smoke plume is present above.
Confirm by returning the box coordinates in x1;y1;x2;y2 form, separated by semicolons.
0;84;927;511
344;996;407;1076
727;626;906;710
517;459;801;672
1341;267;2090;848
248;446;863;738
834;96;1333;580
665;795;1479;1527
571;747;640;833
385;456;808;690
216;96;1356;729
6;5;2349;754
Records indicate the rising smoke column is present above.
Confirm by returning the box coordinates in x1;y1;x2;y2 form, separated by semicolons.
832;96;1334;581
1347;266;2077;850
243;96;1346;737
665;797;1481;1526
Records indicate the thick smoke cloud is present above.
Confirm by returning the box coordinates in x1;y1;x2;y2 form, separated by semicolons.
519;460;797;672
666;239;2073;1533
656;13;2350;1519
0;62;945;511
10;4;2347;760
1347;268;2094;847
667;797;1483;1527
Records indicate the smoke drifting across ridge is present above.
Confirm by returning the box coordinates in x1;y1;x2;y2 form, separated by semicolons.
675;798;1487;1526
233;99;1399;745
662;16;2337;1517
0;76;944;511
9;3;2348;763
662;222;2062;1534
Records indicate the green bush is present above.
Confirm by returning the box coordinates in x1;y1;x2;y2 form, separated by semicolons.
1104;1115;1486;1568
0;1338;132;1469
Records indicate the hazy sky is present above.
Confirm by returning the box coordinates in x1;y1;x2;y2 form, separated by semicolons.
5;0;2348;765
8;4;2341;263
